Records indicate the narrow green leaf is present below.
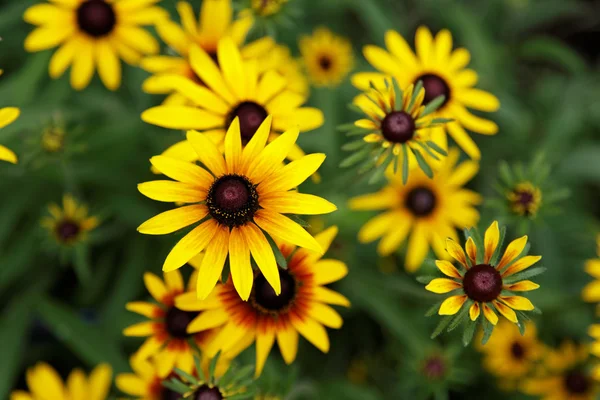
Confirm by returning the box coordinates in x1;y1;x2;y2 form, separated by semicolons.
420;95;446;117
425;301;442;317
173;368;199;385
337;123;360;131
392;78;404;110
73;244;92;286
502;267;546;284
416;275;436;284
462;321;478;346
431;315;453;339
411;148;433;178
426;140;448;156
162;378;190;394
498;160;513;186
339;148;370;168
342;139;368;151
480;318;494;345
447;300;471;332
209;351;221;382
408;80;424;112
416;142;440;161
489;226;506;266
401;144;409;184
264;232;287;269
430;118;454;124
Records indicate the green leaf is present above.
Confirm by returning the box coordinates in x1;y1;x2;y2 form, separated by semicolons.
498;160;513;186
447;300;471;332
416;275;436;284
425;141;448;156
416;142;440;161
462;321;478;347
489;225;506;267
209;351;221;382
431;315;453;339
339;148;370;168
342;139;368;151
425;301;442;317
420;95;446;117
480;317;494;345
430;118;454;124
173;367;199;385
38;297;128;372
520;37;587;75
264;232;287;269
337;123;360;131
162;378;190;394
73;244;92;286
502;267;546;284
392;78;404;110
347;104;365;114
408;80;424;112
401;145;409;184
411;148;433;178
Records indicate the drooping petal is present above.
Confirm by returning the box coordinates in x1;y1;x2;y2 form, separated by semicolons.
465;237;477;265
438;295;467;315
276;325;299;364
195;226;230;299
255;328;275;377
290;316;330;353
241;223;280;295
228;226;253;301
163;219;218;272
482;303;498;325
493;301;518;323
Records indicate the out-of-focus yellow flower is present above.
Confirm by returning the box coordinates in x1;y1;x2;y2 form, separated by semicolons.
41;194;99;246
299;27;354;87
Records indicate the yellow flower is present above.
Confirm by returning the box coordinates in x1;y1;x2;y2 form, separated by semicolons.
477;321;544;380
342;77;450;182
41;194;99;246
142;36;323;165
581;235;600;303
41;125;66;153
175;226;350;377
122;266;219;378
349;148;481;271
10;362;112;400
352;26;500;159
425;221;541;326
507;181;542;218
251;0;288;16
0;106;19;164
137;117;336;301
23;0;167;90
141;0;277;104
299;27;354;87
523;341;596;400
261;44;309;97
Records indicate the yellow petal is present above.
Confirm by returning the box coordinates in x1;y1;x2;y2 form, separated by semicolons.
426;278;462;294
187;308;229;333
142;106;223;131
95;40;121;91
469;302;480;321
254;209;322;254
439;295;467;315
0;145;17;164
218;37;247;99
405;222;430;272
66;369;86;400
150;155;213;188
26;363;66;400
240;115;272;172
70;39;94;90
88;364;112;400
496;236;528;270
163;219;218;272
312;259;348;285
313;287;350;307
255;329;275;377
24;25;74;52
247;126;300;183
164;269;184;292
582;281;600;303
290;317;330;353
435;260;462;278
504;280;540;292
195;225;229;299
123;321;155;336
143;272;168;303
483;221;499;264
137;204;208;235
125;302;160;318
224;118;242;174
0;107;20;129
186;130;227;177
189;44;235;104
115;374;146;397
499;296;535;311
493;301;518;323
276;325;299;364
241;223;280;295
446;238;468;268
465;237;477;264
259;192;337;215
501;255;542;277
257;153;326;193
228;226;253;301
138;180;205;203
482;303;498;325
308;303;344;329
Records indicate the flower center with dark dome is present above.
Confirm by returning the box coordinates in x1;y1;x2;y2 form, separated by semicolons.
194;385;223;400
319;55;332;71
162;388;183;400
416;74;451;106
564;371;590;394
251;268;297;313
56;220;81;242
511;189;537;216
164;307;197;339
207;175;259;227
381;111;415;143
462;264;503;302
77;0;116;37
423;356;446;379
405;187;436;217
226;102;268;143
510;342;526;360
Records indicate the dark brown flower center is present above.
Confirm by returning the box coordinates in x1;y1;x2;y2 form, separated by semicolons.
564;371;591;394
423;356;446;379
164;307;197;339
226;102;268;143
416;73;451;106
510;342;526;360
251;268;297;313
319;56;332;70
162;389;183;400
463;264;503;302
56;220;81;242
207;175;259;227
381;111;415;143
405;187;436;217
195;385;223;400
77;0;116;37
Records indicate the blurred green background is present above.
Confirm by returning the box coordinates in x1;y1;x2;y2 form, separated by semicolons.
1;0;600;398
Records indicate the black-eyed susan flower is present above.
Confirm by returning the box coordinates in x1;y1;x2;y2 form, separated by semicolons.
23;0;167;91
349;148;481;271
141;0;278;104
424;221;543;344
523;341;597;400
123;268;219;378
582;235;600;304
0;105;19;164
10;362;112;400
352;27;500;160
41;194;99;246
138;117;335;301
476;321;544;384
175;226;349;377
248;0;289;17
142;37;323;164
490;155;569;227
340;78;450;183
299;27;354;88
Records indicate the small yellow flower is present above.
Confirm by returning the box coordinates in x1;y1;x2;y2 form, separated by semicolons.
23;0;167;90
41;194;99;246
251;0;288;16
11;362;112;400
425;221;542;326
41;125;66;153
507;181;542;217
582;235;600;304
299;27;354;87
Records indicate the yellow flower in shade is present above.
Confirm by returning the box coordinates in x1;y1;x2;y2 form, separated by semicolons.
349;148;481;271
41;194;99;246
142;37;323;165
581;235;600;303
10;362;112;400
141;0;277;104
123;267;219;378
137;117;335;300
0;106;19;164
476;321;544;381
250;0;288;16
352;27;500;159
299;27;354;87
523;341;597;400
175;226;350;377
588;324;600;379
23;0;167;91
342;77;450;183
425;221;542;326
116;354;229;400
507;181;542;218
